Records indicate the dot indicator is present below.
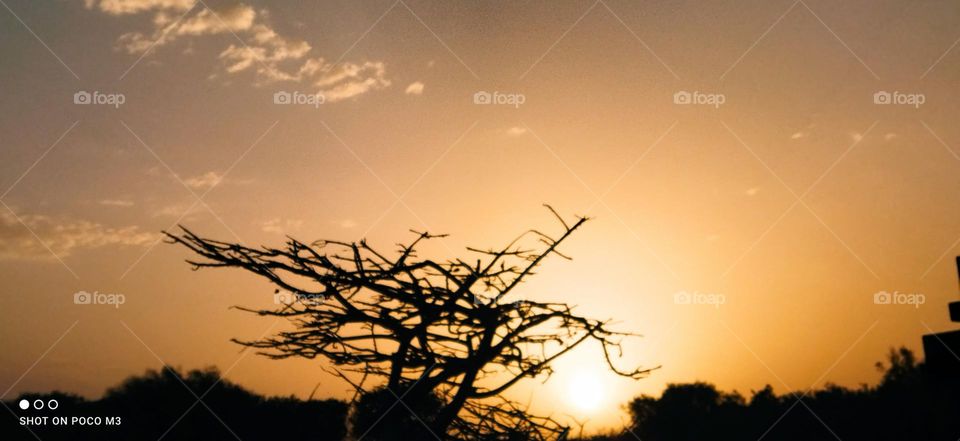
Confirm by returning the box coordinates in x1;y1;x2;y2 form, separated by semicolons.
18;399;29;410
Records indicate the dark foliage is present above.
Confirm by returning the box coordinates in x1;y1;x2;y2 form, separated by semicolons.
581;348;960;441
2;367;347;441
349;384;444;441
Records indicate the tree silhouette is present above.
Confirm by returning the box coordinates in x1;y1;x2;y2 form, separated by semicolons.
166;206;652;440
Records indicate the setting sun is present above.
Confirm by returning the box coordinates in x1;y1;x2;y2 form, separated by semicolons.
566;371;607;413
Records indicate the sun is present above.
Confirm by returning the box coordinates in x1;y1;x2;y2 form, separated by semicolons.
565;372;606;412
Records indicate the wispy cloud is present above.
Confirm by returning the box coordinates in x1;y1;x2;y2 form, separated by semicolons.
506;126;527;137
0;209;157;260
99;199;135;207
152;202;203;218
261;218;303;234
85;0;195;16
184;171;223;191
89;0;391;101
405;81;424;95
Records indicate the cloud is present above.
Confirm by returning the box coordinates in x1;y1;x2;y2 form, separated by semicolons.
152;202;203;218
790;131;806;140
86;0;194;16
745;187;760;197
94;0;390;101
262;218;303;234
506;126;527;137
0;209;157;260
114;3;256;54
176;4;255;36
184;171;223;191
339;219;357;229
99;199;135;207
405;81;424;95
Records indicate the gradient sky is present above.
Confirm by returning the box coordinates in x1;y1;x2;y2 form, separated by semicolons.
2;0;960;432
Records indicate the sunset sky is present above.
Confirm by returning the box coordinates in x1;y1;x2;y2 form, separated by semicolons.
3;0;960;431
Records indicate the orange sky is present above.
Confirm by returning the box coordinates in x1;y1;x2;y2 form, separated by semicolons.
2;0;960;432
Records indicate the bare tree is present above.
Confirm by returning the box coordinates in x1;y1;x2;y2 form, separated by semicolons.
166;206;653;440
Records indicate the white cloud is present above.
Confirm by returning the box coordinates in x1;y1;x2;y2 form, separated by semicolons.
96;1;390;101
115;3;256;54
262;218;303;234
184;171;223;191
850;132;864;142
339;219;357;229
0;209;157;260
152;202;203;218
86;0;194;16
405;81;424;95
176;4;255;36
745;187;760;197
506;126;527;137
790;131;806;140
884;133;897;141
99;199;135;207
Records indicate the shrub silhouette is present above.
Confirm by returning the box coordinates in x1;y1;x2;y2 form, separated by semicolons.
5;348;959;440
349;384;444;441
582;347;960;441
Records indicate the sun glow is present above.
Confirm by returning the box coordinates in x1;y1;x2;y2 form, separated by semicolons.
565;371;606;413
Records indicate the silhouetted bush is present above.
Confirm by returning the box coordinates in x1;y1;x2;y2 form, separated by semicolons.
5;348;960;441
581;347;960;441
349;384;444;441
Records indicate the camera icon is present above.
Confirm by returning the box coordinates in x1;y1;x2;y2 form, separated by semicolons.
873;291;892;305
73;290;92;305
473;91;491;105
673;90;692;105
873;91;891;105
74;91;91;105
273;91;291;105
673;291;692;305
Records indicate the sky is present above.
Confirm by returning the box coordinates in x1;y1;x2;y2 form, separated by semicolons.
2;0;960;432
